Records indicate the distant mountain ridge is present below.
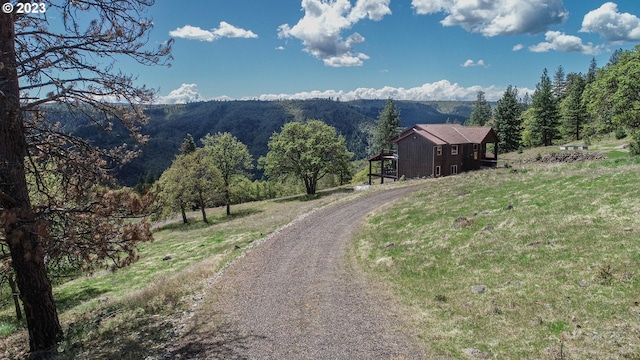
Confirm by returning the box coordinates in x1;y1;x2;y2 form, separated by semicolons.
52;99;472;186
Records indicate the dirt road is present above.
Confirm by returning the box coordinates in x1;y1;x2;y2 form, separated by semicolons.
169;185;430;359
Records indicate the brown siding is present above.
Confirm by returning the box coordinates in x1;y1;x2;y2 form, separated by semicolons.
397;135;434;178
462;143;482;171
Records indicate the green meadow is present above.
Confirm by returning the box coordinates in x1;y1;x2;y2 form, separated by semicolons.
355;150;640;359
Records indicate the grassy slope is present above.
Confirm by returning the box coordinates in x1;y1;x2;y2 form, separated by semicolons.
0;189;356;359
355;147;640;359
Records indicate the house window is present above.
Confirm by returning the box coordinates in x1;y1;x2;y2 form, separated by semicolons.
473;143;479;150
451;145;458;155
435;146;442;156
435;166;441;177
451;165;458;175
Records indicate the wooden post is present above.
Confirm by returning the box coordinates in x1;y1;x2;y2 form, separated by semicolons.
368;160;372;185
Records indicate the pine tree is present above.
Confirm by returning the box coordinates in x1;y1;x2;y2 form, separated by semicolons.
530;69;561;146
179;133;197;155
0;1;171;353
372;98;401;153
560;73;587;140
493;86;523;153
552;65;566;100
586;57;597;84
468;91;492;126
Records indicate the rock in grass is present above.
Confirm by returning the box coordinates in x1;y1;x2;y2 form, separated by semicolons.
384;242;395;248
471;285;486;294
162;255;172;261
463;348;490;358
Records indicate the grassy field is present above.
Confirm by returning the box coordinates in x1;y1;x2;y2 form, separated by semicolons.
355;149;640;359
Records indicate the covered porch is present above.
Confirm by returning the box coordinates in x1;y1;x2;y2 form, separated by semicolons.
367;149;398;185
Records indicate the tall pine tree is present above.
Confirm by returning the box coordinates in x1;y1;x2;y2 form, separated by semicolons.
493;86;522;153
552;65;566;100
372;98;401;153
530;68;561;146
560;73;587;140
468;91;492;126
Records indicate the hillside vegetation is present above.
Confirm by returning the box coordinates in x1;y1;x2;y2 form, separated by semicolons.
355;147;640;359
47;99;471;186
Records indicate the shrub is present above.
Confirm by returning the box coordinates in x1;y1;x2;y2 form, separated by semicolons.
615;127;627;140
630;131;640;156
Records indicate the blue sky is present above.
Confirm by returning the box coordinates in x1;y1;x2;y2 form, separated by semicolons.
132;1;640;103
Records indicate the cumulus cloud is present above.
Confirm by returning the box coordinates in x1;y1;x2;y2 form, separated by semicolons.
156;83;203;104
462;59;487;67
512;43;524;51
529;31;602;55
278;0;391;67
253;80;524;102
411;0;568;37
157;81;535;103
580;2;640;42
169;22;258;41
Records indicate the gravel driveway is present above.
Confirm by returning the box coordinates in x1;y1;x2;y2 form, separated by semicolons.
170;185;430;359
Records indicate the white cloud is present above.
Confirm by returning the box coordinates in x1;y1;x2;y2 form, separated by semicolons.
462;59;487;67
411;0;568;37
169;22;257;42
213;21;258;39
529;31;602;55
156;83;203;104
580;2;640;43
512;43;524;51
278;0;391;67
157;81;535;103
169;25;216;42
253;80;527;102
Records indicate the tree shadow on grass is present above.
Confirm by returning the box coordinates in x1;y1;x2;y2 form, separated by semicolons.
156;207;263;232
55;286;110;312
273;187;354;203
57;307;178;360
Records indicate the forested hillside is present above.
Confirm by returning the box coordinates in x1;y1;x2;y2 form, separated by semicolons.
48;99;470;186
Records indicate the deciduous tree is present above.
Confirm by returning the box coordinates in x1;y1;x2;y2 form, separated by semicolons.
583;45;640;153
261;120;353;195
158;148;222;224
201;132;253;216
0;1;171;354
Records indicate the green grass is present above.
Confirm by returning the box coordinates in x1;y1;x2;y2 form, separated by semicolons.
355;156;640;359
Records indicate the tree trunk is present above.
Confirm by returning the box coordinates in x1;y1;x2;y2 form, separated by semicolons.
200;205;208;224
180;205;188;224
8;274;22;321
0;12;63;355
225;187;230;216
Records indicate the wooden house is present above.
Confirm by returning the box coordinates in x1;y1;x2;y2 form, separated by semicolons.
378;124;498;181
393;124;498;178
